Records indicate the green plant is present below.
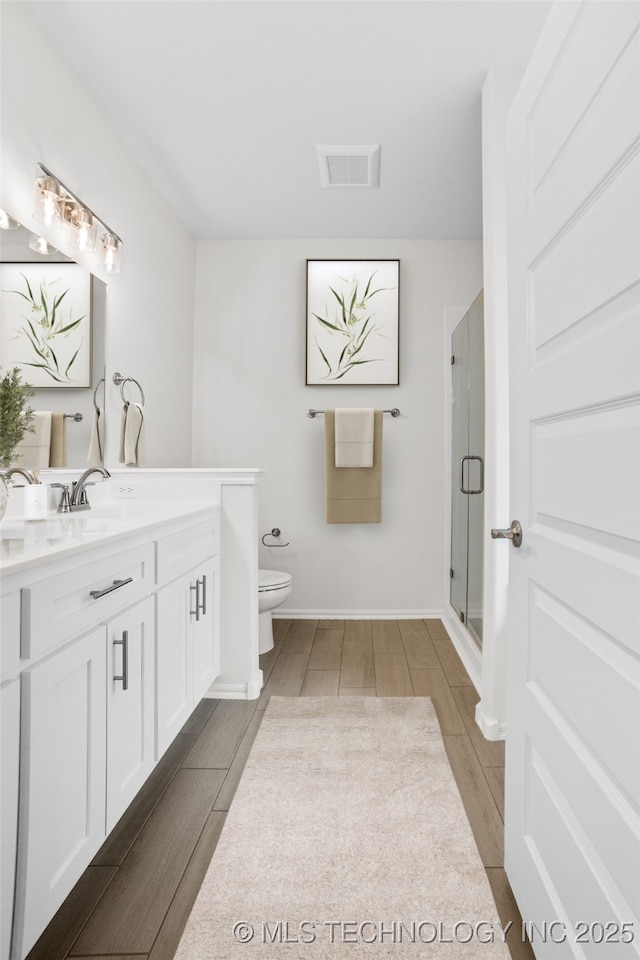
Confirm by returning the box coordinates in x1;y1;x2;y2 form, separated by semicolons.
0;367;35;483
312;270;393;381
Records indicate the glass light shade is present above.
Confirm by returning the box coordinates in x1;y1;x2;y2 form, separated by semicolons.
28;234;58;255
0;209;20;230
33;176;62;228
68;205;97;252
100;233;122;274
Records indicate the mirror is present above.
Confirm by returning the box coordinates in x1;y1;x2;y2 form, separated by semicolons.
0;218;106;468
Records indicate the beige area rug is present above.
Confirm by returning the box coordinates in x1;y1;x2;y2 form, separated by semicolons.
174;697;510;959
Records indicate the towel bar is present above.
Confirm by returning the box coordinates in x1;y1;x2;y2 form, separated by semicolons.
64;413;83;422
307;408;400;418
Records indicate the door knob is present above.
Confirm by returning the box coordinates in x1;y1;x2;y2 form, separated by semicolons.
491;520;522;548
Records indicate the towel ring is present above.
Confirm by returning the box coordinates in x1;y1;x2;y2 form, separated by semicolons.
93;377;105;412
262;527;290;547
113;372;145;406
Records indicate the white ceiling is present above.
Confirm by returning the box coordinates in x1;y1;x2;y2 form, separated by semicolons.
25;0;551;241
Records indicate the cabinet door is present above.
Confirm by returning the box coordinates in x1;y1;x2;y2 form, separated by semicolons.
1;678;20;960
14;627;106;960
155;571;192;758
192;556;220;700
106;596;155;832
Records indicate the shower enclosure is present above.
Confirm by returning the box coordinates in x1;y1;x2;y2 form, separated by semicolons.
450;291;485;645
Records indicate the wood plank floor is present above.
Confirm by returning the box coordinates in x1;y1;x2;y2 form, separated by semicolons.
24;619;534;960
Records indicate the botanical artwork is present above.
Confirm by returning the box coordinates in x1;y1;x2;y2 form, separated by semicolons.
306;260;399;385
0;263;92;387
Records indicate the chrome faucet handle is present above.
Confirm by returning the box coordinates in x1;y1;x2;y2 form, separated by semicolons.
78;481;96;507
51;483;71;514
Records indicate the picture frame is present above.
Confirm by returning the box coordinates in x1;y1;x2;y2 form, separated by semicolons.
0;262;92;388
306;259;399;385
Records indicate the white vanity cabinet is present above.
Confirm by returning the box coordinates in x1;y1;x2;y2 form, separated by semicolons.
12;543;156;960
3;504;221;960
1;675;20;960
155;519;220;758
15;592;156;957
1;586;21;960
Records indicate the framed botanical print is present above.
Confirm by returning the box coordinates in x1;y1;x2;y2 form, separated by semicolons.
306;259;399;385
0;262;92;387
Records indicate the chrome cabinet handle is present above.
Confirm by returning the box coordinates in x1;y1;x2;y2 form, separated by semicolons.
89;577;133;600
491;520;523;548
199;575;207;617
460;455;484;495
190;581;200;621
113;629;129;690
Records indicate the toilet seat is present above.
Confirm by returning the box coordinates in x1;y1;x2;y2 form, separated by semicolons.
259;569;292;592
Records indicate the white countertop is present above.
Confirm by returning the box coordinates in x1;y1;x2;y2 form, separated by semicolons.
0;501;219;576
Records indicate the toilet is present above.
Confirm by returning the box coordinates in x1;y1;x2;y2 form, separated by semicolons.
258;569;292;654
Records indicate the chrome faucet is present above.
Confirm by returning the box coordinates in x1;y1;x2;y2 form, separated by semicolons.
3;467;37;484
69;466;111;510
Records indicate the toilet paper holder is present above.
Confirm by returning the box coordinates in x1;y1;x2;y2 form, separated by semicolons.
262;527;290;547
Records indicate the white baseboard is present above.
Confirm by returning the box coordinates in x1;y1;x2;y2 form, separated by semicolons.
205;679;262;700
274;609;443;620
475;703;506;741
440;610;483;695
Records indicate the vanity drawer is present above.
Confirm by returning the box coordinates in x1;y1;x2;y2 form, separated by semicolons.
21;542;155;661
156;516;219;585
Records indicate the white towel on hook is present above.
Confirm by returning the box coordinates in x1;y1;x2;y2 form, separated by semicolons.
87;407;104;465
334;408;375;467
119;402;145;466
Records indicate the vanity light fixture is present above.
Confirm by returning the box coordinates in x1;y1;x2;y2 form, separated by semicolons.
32;163;123;273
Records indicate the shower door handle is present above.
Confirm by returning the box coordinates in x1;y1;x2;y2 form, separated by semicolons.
460;455;484;495
491;521;523;548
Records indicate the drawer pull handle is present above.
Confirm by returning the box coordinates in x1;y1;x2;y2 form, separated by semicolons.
113;630;129;690
89;577;133;600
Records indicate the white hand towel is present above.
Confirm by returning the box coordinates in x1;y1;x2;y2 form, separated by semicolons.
119;402;145;466
334;408;375;467
10;411;52;469
87;407;104;465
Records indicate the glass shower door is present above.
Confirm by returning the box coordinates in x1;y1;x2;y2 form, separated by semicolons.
450;292;485;645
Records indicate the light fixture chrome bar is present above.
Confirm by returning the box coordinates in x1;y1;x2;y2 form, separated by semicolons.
36;163;123;244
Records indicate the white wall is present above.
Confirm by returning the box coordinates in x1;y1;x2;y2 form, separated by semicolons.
193;239;482;616
0;3;196;468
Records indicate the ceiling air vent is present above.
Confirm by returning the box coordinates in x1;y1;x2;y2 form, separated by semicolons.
316;145;380;188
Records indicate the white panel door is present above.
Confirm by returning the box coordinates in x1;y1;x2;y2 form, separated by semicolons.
106;596;155;832
504;3;640;958
155;571;192;758
15;627;107;960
